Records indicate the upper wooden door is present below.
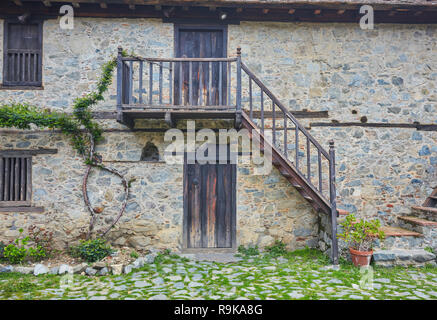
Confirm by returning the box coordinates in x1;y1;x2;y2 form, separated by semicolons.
183;146;236;249
174;25;227;106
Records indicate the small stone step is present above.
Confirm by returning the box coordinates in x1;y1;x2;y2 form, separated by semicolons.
398;216;437;227
373;226;424;250
373;249;436;267
411;206;437;222
379;226;423;237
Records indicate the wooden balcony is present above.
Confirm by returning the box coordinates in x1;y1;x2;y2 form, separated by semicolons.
116;47;242;128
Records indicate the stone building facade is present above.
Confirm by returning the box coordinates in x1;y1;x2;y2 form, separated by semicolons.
0;16;435;254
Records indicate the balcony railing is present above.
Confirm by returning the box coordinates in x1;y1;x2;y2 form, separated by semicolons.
116;47;241;113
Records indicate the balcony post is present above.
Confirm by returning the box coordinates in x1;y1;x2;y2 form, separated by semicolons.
235;47;242;128
329;140;339;265
116;46;123;123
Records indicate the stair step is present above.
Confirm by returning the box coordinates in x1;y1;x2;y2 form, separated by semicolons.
398;216;437;227
373;249;436;267
412;205;437;214
379;226;423;237
411;205;437;222
337;209;349;216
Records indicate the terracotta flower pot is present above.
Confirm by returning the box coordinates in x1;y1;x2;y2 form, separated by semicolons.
349;248;373;267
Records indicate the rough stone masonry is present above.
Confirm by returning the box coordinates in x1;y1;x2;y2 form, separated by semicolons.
0;18;435;252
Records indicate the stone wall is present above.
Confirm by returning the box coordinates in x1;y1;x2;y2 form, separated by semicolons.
0;124;318;252
0;18;435;252
229;22;437;224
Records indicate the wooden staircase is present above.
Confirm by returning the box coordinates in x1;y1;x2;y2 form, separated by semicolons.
116;47;340;264
238;61;339;264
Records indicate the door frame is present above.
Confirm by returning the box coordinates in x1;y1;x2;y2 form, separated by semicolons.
173;24;228;59
182;145;237;252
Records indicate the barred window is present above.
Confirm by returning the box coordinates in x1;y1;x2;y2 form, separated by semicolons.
2;20;43;87
0;156;32;207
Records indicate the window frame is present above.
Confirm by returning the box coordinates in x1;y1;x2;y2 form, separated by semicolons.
0;155;32;207
2;19;43;88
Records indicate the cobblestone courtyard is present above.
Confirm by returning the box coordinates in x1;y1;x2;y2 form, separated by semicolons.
1;250;436;300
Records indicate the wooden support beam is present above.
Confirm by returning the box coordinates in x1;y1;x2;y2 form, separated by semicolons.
314;9;321;15
0;149;58;156
288;9;295;14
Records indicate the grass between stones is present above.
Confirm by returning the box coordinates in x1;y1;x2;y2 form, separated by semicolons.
0;248;436;300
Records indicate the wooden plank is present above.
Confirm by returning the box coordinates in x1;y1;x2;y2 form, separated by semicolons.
0;149;57;156
206;164;217;247
9;158;14;201
20;157;26;201
0;206;44;213
0;158;3;201
26;157;32;203
159;61;163;105
3;158;9;201
138;60;143;104
14;157;19;200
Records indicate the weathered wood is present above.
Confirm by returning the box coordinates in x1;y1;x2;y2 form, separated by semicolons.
0;158;3;201
0;149;57;156
0;206;43;213
329;140;338;265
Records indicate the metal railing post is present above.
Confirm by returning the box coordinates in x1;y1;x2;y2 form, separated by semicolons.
236;47;242;112
116;46;123;123
329;140;339;265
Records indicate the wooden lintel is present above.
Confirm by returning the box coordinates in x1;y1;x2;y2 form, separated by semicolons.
288;9;295;14
314;9;321;15
0;148;58;156
0;206;44;213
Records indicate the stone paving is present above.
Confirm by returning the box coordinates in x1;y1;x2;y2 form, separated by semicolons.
1;252;437;300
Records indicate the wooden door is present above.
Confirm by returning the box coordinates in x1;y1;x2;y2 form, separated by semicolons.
183;147;236;249
174;25;227;106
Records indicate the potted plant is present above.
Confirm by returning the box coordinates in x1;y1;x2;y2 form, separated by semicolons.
338;214;385;267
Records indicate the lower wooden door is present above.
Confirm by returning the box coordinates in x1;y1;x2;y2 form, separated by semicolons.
183;150;236;249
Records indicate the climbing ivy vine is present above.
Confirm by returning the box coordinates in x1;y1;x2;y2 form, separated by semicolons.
0;52;130;240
